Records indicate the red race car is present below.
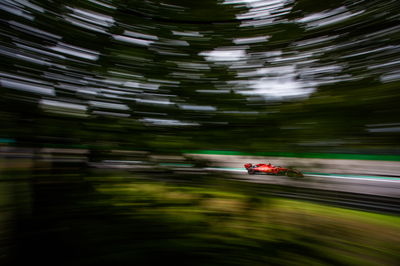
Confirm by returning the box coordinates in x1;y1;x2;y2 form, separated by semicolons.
244;163;303;177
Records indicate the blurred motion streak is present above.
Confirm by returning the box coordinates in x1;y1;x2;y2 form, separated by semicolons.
1;0;400;265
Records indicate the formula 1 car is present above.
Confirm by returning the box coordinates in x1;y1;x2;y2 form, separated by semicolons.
244;163;303;177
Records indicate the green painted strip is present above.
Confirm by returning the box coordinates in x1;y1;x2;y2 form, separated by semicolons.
183;150;400;161
304;172;400;180
0;138;15;143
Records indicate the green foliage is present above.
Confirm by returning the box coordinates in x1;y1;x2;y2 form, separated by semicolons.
14;176;400;265
1;0;400;154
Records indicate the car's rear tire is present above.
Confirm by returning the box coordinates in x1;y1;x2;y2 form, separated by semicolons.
286;170;303;178
248;169;255;175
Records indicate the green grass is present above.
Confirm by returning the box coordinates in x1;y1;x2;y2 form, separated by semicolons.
86;178;400;265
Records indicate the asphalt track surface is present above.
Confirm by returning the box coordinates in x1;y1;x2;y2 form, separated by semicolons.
206;167;400;198
186;153;400;198
201;167;400;214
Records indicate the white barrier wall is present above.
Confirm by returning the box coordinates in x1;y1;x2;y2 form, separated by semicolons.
188;154;400;177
